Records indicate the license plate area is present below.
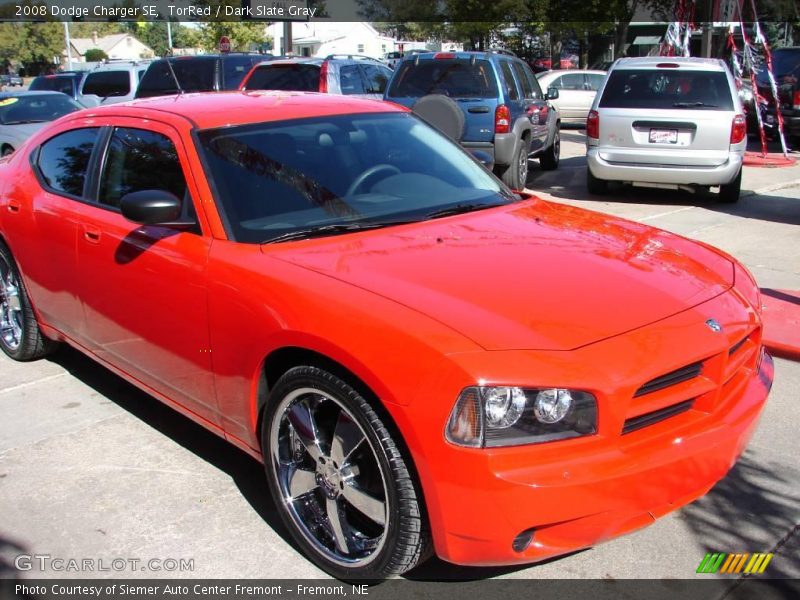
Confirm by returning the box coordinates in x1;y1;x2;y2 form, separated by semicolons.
649;128;678;144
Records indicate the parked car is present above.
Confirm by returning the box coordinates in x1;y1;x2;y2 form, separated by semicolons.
536;69;606;126
0;91;772;579
240;55;393;100
385;50;561;189
0;91;83;156
0;74;23;88
754;46;800;143
135;54;267;99
28;72;87;104
586;57;746;203
383;51;404;70
77;62;150;107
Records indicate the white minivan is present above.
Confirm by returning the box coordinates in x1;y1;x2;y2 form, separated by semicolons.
586;57;746;203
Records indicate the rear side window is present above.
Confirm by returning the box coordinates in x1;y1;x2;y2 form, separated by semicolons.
388;59;499;98
361;64;391;94
553;73;586;90
82;71;130;97
244;64;320;91
222;56;258;90
37;128;99;197
339;65;366;94
586;73;606;91
499;61;520;101
30;76;76;96
599;69;734;110
98;128;188;209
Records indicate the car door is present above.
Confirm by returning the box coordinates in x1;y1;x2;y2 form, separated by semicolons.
9;125;101;342
338;64;368;97
512;61;550;153
552;72;594;119
75;119;218;423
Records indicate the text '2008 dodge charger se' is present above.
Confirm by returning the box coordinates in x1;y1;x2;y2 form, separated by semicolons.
0;91;772;579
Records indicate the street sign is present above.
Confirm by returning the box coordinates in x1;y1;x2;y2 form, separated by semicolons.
219;36;231;54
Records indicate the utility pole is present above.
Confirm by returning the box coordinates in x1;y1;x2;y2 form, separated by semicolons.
283;21;292;55
167;21;173;54
64;22;73;70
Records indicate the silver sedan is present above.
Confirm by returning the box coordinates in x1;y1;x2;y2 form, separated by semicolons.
536;69;606;125
0;91;83;156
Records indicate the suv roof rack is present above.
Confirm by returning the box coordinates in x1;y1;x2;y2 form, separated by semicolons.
487;48;518;57
324;54;382;63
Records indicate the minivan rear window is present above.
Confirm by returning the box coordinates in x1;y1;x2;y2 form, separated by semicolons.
388;59;498;98
599;69;734;110
82;71;130;97
137;58;217;98
243;64;320;91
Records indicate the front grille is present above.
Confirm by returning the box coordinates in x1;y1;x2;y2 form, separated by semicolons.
729;335;748;356
622;399;695;435
634;361;703;397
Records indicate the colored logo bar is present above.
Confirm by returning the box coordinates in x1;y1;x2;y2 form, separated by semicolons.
697;552;773;574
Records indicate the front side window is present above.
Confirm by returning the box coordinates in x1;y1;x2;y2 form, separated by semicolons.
29;76;77;96
197;112;515;243
82;71;131;97
586;73;606;91
98;128;188;209
599;69;734;110
37;128;100;197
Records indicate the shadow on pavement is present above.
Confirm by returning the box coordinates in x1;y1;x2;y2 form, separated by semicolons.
46;347;300;558
679;451;799;580
403;549;587;581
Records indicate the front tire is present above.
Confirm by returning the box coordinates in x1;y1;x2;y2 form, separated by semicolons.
719;168;742;204
539;129;560;171
0;240;57;361
496;139;529;190
262;366;430;579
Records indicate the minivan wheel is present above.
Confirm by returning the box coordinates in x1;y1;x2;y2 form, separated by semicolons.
718;169;742;204
586;168;608;195
539;129;560;171
262;366;430;579
0;240;58;361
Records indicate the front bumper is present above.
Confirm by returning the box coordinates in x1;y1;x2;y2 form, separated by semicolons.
396;289;772;566
587;147;743;186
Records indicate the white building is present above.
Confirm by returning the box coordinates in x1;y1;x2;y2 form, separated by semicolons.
66;33;155;64
270;22;429;59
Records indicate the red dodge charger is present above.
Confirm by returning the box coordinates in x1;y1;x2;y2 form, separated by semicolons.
0;91;773;579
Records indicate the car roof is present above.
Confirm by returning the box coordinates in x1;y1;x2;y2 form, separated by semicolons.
612;57;727;71
255;58;323;66
72;90;405;129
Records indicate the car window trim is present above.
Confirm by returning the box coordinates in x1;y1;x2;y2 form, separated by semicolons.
30;126;106;206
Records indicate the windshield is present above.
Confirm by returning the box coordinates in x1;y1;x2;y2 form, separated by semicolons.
599;69;734;110
0;94;81;125
387;59;498;98
243;64;320;92
197;112;515;243
29;76;78;96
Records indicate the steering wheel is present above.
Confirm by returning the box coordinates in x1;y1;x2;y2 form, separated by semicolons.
346;164;401;197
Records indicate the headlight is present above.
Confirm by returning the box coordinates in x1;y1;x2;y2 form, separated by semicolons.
446;386;597;448
734;261;762;314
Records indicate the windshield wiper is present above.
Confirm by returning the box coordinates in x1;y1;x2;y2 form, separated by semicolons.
261;219;415;244
424;202;501;219
673;102;718;108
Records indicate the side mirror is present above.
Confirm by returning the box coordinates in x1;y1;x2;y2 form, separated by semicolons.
120;190;181;225
546;87;559;100
471;150;494;170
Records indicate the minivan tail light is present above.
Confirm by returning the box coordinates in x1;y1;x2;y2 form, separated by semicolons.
319;61;328;93
586;110;599;139
730;114;746;144
793;90;800;110
495;104;511;134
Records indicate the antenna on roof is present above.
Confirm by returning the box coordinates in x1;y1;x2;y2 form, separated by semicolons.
164;58;184;95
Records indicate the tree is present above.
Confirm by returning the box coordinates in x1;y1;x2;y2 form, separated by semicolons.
198;22;267;52
84;48;109;62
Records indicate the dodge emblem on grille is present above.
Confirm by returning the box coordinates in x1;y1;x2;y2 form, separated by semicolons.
706;319;723;333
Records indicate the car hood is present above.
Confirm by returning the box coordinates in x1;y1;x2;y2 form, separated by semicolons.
268;199;734;351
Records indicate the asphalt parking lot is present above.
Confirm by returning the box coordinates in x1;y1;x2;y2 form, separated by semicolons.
1;131;798;583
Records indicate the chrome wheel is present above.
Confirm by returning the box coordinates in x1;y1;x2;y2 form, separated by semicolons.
518;144;529;186
270;387;389;568
0;254;23;351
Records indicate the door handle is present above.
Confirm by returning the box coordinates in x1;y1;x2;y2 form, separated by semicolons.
83;228;101;243
7;199;20;213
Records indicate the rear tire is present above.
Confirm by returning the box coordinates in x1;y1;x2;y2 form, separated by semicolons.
539;129;560;171
718;169;742;204
262;366;431;580
586;168;608;195
497;139;529;190
0;240;58;361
